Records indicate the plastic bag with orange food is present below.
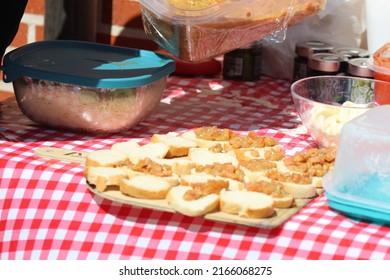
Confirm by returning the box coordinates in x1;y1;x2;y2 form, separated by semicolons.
138;0;327;63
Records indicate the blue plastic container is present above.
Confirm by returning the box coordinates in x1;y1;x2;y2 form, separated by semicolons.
1;40;175;134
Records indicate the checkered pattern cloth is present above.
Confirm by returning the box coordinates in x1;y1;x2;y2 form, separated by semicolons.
1;76;390;260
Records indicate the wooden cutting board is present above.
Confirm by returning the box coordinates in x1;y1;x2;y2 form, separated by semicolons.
87;184;322;229
35;147;322;229
35;147;88;164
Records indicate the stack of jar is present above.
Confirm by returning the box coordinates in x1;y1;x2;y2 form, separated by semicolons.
293;40;374;81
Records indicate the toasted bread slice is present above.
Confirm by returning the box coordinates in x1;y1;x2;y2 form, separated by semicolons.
244;180;294;208
220;190;274;219
276;161;323;188
166;186;220;217
262;170;317;199
239;158;278;183
272;195;295;208
86;149;129;168
180;173;229;197
111;141;141;155
86;166;127;192
234;145;285;162
124;142;169;164
188;147;238;167
190;168;245;191
152;157;195;176
120;175;171;199
182;130;230;148
125;167;180;187
151;133;198;158
279;181;317;199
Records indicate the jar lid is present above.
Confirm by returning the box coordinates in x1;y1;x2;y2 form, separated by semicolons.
308;53;348;72
332;47;370;59
295;40;333;58
347;58;374;78
2;40;176;88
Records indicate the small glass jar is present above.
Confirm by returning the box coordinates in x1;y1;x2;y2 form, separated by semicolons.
307;53;348;76
347;58;374;78
223;42;262;81
332;47;370;73
293;40;333;81
331;47;370;59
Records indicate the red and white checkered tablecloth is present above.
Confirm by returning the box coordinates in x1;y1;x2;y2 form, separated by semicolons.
1;75;390;260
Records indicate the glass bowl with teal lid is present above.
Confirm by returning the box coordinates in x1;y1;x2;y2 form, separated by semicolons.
1;40;175;134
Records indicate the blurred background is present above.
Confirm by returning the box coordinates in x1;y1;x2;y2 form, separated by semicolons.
0;0;372;97
0;0;157;98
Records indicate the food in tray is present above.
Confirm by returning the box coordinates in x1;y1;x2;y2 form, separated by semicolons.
120;175;172;200
167;186;220;217
167;0;225;10
151;133;198;158
85;126;336;220
220;190;274;219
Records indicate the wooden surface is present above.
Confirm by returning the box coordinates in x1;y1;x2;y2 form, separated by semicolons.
87;183;322;229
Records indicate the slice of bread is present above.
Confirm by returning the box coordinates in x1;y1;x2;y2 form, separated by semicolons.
239;158;278;183
190;169;245;191
234;145;285;162
220;190;275;219
152;157;195;176
188;148;238;167
120;175;171;199
111;141;140;155
270;186;295;208
166;186;220;217
272;195;294;208
180;173;229;197
86;166;127;192
244;180;295;208
279;181;317;199
261;171;317;199
125;167;180;187
277;147;336;188
182;130;230;148
86;149;129;168
276;161;323;188
126;142;170;164
151;133;198;158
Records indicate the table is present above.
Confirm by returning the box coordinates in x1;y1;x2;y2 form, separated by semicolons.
1;75;390;260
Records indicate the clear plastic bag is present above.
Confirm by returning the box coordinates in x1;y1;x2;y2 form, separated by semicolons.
261;0;366;79
139;0;327;63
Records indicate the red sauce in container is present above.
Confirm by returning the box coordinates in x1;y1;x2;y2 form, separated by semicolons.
368;43;390;104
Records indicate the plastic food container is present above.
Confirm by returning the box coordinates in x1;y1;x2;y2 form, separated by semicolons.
323;105;390;224
139;0;326;63
367;43;390;105
1;40;175;134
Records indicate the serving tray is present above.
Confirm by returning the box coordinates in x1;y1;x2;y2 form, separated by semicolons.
35;147;322;229
87;183;322;229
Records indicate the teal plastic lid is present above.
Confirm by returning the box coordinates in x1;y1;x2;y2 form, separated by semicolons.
325;192;390;225
2;40;175;88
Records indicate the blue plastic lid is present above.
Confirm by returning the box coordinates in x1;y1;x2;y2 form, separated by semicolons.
325;192;390;225
2;40;176;88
